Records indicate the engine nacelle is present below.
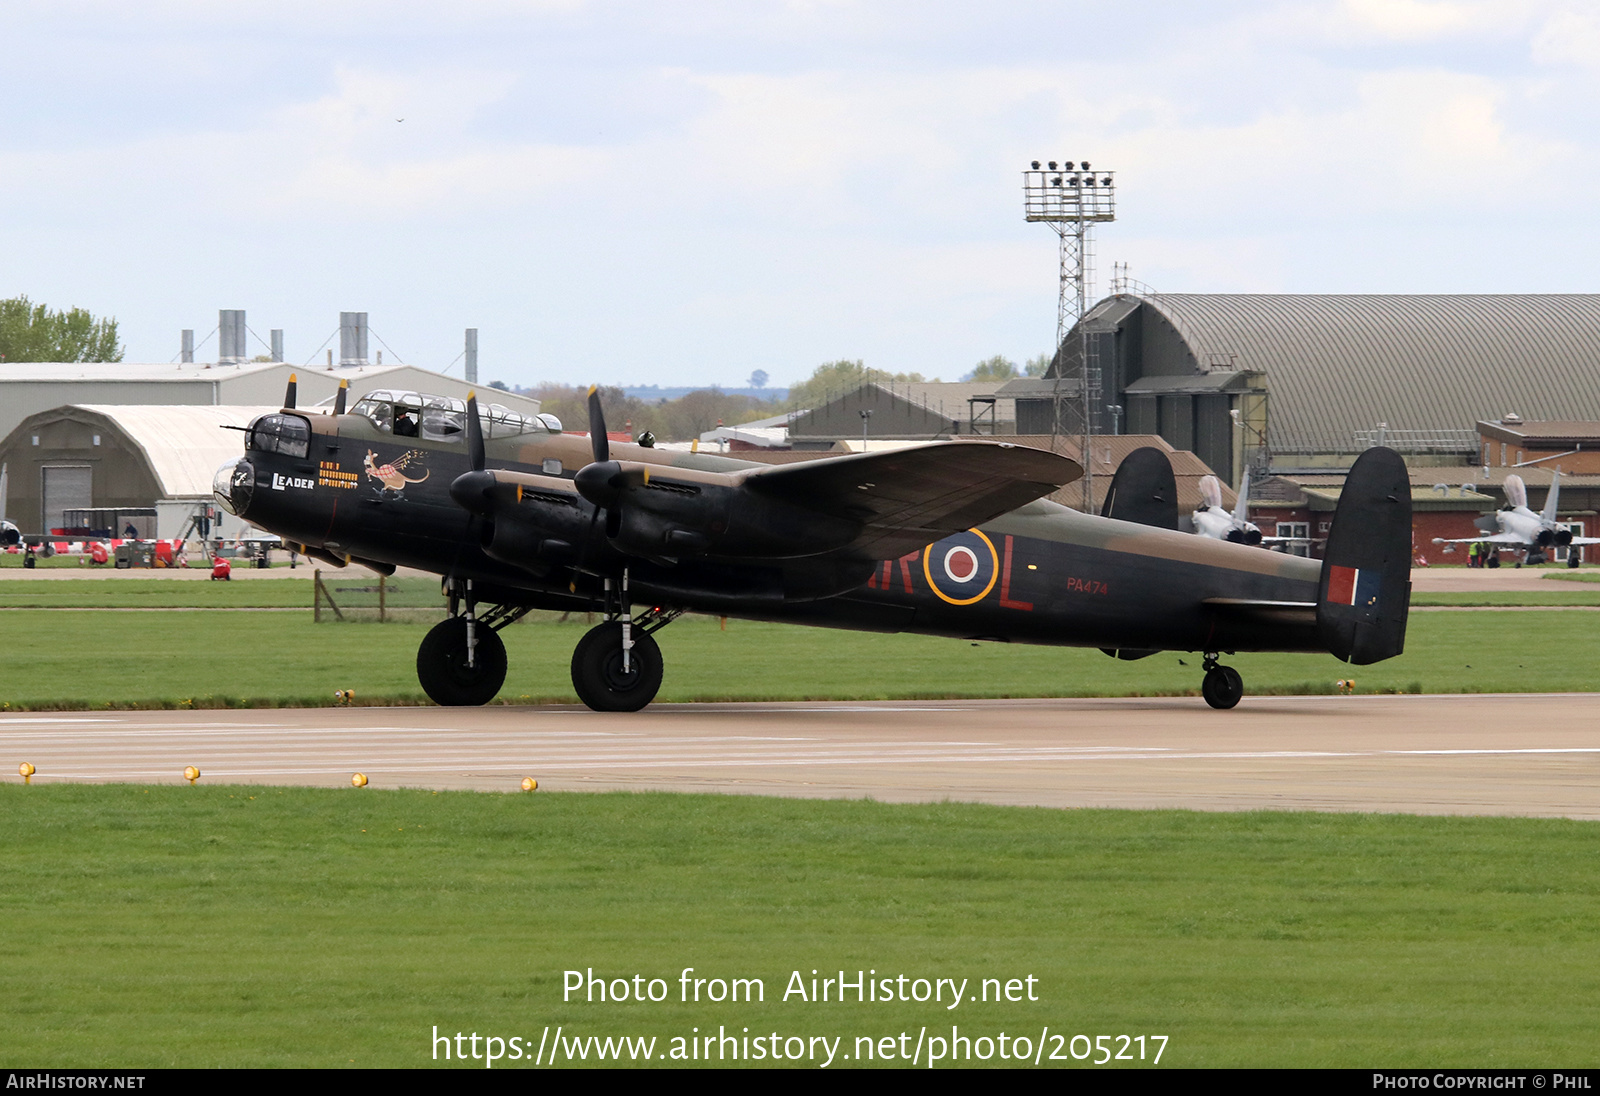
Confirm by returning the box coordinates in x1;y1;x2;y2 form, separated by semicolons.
1555;527;1574;546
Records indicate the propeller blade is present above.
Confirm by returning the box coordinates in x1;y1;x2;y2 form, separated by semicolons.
587;385;609;464
466;391;486;473
333;379;349;416
283;372;297;410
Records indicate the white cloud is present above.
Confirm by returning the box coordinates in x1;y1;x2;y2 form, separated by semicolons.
6;2;1600;380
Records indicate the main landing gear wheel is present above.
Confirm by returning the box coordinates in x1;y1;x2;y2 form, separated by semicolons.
417;616;507;706
571;621;663;713
1201;662;1244;710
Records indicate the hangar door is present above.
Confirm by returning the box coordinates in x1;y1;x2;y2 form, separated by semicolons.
42;466;92;535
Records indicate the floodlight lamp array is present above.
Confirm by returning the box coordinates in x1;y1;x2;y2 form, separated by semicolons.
1022;159;1116;223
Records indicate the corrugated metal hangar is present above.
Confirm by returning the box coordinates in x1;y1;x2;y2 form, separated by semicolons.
0;360;542;448
1006;293;1600;486
0;405;274;538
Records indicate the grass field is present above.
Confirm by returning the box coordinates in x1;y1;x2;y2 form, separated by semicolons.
0;606;1590;709
0;574;1595;610
0;574;1589;708
3;785;1596;1068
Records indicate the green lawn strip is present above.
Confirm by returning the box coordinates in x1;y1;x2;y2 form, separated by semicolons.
0;576;451;609
4;577;1599;609
0;578;313;608
1;786;1596;1067
1542;571;1600;584
0;609;1588;709
1411;590;1600;606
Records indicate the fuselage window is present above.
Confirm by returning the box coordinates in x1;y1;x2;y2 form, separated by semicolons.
352;398;394;433
246;414;312;460
421;397;466;443
350;392;467;445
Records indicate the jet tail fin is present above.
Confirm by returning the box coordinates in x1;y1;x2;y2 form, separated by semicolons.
1316;447;1412;665
1541;470;1561;524
1100;447;1178;529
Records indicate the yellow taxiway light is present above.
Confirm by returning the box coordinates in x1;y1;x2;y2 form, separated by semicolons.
183;766;201;785
351;772;369;788
521;777;538;792
19;762;34;785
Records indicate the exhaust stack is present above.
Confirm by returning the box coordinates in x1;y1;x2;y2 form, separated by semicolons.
339;312;368;367
219;310;246;365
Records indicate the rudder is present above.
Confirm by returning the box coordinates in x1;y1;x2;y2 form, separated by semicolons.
1316;447;1411;664
1100;447;1179;530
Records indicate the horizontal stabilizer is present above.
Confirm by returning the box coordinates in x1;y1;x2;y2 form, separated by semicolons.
1203;597;1317;628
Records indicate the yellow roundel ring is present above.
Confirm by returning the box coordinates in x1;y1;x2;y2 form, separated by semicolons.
922;529;1000;606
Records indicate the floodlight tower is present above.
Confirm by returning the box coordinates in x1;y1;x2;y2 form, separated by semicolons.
1024;159;1116;510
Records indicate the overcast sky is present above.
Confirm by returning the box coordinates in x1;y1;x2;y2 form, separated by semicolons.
3;0;1598;387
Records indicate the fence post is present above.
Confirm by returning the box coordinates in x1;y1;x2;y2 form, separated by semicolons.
313;569;345;622
314;568;321;623
379;574;387;623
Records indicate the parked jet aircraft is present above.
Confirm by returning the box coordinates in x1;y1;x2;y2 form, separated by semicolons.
1192;474;1265;544
1431;472;1600;565
1191;473;1310;551
214;379;1413;712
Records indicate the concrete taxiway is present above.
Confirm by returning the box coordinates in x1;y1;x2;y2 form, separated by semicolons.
5;694;1599;818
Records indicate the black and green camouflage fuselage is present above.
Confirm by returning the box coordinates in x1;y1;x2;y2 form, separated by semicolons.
222;411;1324;656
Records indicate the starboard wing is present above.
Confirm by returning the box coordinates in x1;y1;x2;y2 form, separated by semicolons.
741;440;1082;559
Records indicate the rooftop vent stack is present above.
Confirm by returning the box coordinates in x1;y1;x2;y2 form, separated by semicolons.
465;328;479;385
270;329;284;363
339;312;369;367
180;330;194;363
218;310;247;365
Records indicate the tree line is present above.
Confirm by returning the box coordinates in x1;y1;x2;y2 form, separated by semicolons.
0;297;122;362
517;353;1049;442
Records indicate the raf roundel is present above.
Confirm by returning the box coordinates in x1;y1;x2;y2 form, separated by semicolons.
922;529;1000;606
943;545;979;582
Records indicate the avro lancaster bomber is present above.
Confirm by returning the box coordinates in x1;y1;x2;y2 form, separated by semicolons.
214;379;1413;712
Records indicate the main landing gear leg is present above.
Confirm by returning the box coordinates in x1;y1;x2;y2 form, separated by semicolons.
417;578;522;706
571;570;675;712
1200;652;1244;710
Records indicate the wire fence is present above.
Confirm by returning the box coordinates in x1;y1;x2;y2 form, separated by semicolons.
312;570;448;623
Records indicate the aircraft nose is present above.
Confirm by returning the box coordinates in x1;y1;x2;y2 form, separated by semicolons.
213;458;255;516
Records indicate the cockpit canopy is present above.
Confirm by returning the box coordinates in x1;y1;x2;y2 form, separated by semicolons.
346;390;560;442
246;413;311;459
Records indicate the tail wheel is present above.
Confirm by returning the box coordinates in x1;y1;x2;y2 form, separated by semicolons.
1202;665;1244;710
417;617;507;706
571;621;663;713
